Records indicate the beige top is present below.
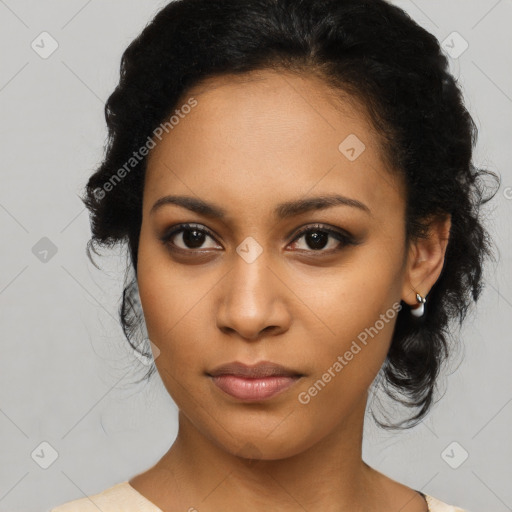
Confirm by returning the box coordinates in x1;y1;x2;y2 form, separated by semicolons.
50;481;469;512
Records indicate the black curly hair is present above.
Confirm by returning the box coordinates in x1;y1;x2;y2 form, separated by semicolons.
82;0;500;429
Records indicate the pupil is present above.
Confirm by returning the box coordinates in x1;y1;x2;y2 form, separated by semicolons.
307;231;328;250
184;229;205;248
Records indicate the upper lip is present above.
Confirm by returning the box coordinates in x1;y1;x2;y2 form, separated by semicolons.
208;361;303;378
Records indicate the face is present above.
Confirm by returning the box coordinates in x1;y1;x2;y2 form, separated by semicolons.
137;69;410;460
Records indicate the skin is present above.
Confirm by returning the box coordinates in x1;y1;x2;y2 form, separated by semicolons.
130;69;451;512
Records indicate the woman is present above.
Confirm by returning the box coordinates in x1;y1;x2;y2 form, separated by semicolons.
51;0;499;510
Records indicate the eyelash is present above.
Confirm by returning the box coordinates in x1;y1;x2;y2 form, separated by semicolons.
159;222;357;256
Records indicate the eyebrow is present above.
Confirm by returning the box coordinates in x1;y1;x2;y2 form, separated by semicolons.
150;194;372;219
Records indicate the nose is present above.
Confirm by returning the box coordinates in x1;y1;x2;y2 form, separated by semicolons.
215;252;292;341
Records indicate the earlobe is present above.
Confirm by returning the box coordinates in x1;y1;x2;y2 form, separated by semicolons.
401;214;452;310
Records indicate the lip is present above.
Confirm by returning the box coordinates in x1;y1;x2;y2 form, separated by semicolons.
208;361;302;378
207;361;303;402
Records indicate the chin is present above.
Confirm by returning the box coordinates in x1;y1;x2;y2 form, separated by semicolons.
210;424;323;462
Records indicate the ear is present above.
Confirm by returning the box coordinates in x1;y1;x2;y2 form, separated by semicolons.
401;214;452;307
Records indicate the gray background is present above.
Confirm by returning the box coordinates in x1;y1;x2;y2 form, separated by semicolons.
0;1;511;511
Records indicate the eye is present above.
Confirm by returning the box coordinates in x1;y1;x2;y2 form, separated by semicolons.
160;223;221;252
159;223;356;254
288;223;355;253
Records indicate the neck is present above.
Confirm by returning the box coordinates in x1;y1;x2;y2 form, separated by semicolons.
154;399;381;512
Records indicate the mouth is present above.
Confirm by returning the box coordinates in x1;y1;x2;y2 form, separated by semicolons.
207;361;304;402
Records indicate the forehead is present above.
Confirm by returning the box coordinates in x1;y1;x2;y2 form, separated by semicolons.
144;69;404;220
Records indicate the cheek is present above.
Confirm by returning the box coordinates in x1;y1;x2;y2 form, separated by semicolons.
137;267;211;366
293;247;403;407
295;304;398;406
136;231;209;375
290;298;400;447
137;270;212;412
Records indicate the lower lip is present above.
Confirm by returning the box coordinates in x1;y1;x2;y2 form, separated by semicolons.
210;375;300;401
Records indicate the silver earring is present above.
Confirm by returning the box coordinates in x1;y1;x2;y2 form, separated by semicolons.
410;292;427;317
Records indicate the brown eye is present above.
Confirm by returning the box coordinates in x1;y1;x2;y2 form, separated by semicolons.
289;224;355;253
160;223;221;251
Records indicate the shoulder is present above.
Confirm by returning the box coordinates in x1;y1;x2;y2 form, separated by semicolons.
424;493;471;512
49;481;164;512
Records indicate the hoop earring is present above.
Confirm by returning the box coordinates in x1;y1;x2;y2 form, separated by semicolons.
410;292;427;317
